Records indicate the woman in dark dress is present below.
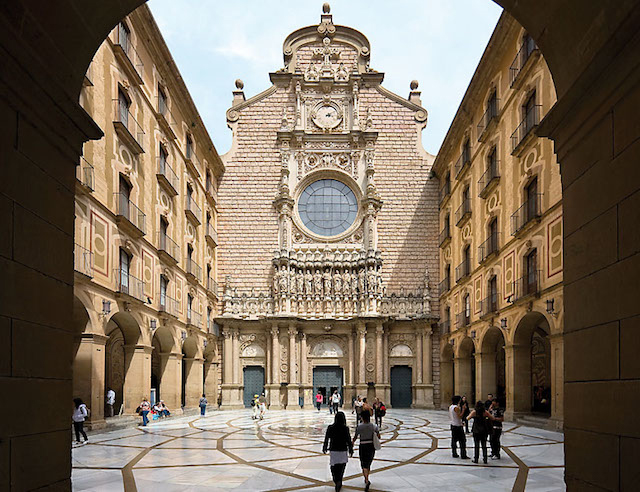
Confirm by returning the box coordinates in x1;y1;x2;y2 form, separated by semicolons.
323;411;353;492
461;395;471;433
466;400;494;464
352;410;380;491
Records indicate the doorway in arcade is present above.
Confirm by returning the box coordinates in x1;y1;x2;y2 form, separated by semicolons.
243;366;265;408
313;366;344;409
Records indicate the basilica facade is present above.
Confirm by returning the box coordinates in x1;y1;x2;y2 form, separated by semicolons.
217;7;440;409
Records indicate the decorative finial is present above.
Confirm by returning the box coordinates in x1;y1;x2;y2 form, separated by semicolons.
235;79;244;90
410;80;419;91
323;3;331;14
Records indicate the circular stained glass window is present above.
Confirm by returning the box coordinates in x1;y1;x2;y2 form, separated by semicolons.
298;179;358;237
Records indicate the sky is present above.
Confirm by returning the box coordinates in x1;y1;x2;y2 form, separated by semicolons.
148;0;503;156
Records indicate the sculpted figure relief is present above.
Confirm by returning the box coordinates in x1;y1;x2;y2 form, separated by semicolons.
314;269;323;296
367;265;377;295
342;269;352;296
296;269;304;295
278;265;289;294
305;269;313;296
323;268;332;297
333;270;342;295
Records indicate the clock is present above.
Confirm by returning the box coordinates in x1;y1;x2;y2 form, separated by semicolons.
312;103;342;130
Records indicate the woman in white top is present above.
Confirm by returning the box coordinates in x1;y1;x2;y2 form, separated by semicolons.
352;411;380;492
72;398;89;443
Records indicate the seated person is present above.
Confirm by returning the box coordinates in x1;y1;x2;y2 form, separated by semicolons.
159;400;170;417
152;402;163;417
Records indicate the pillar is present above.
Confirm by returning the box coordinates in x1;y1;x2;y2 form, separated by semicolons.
549;334;564;429
454;356;473;402
267;324;282;409
123;345;153;414
204;360;219;407
221;328;242;409
346;329;355;404
72;333;107;428
383;329;391;405
300;332;312;407
159;352;182;414
413;326;429;408
183;357;204;408
476;351;497;402
355;322;368;397
287;324;299;407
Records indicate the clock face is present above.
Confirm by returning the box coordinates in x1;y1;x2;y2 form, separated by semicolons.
313;104;342;129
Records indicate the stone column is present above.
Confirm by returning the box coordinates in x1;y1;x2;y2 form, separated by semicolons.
267;324;282;409
476;351;497;401
375;323;386;400
347;329;355;404
123;344;153;414
221;329;240;409
300;332;312;407
416;328;423;385
231;328;243;407
203;360;219;408
418;325;434;408
454;356;473;402
383;329;391;404
355;322;368;397
183;357;204;408
287;324;299;407
549;334;564;429
159;352;182;414
72;333;107;428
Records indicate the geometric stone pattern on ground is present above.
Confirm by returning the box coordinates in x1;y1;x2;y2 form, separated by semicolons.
72;409;564;491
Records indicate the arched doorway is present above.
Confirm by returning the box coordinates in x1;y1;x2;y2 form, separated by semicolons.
203;338;220;408
479;326;506;407
440;342;455;408
456;337;476;403
151;325;174;406
181;335;202;408
512;311;551;417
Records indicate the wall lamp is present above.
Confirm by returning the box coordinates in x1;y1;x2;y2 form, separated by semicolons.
181;330;187;340
546;298;556;315
500;318;507;329
101;300;111;316
150;319;157;331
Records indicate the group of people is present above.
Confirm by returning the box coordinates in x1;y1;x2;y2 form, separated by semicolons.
315;390;343;414
353;395;386;427
449;393;504;463
136;398;172;425
251;393;267;420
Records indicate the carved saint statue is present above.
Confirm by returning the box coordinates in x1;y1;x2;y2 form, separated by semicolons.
375;266;383;295
367;265;377;295
358;269;366;295
314;269;323;296
323;268;333;297
342;269;352;296
296;269;304;295
289;268;297;295
333;270;342;295
305;269;313;296
278;265;289;294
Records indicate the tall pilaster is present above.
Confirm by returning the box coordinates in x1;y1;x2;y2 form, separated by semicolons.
422;325;434;407
266;324;282;409
300;331;312;407
287;324;299;407
383;329;390;404
72;333;107;428
355;321;368;397
221;328;243;409
123;344;153;414
159;352;183;414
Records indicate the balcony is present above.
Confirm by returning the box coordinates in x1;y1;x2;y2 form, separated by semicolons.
113;100;145;154
158;232;179;264
205;223;218;246
514;270;541;301
205;183;218;205
74;244;93;278
455;198;471;227
455;259;471;283
77;156;94;192
114;268;146;302
112;24;144;85
481;293;500;317
439;226;451;248
159;294;179;318
207;276;219;298
453;151;471;179
114;193;146;237
157;157;179;196
185;196;202;225
477;99;500;142
511;194;543;236
511;105;541;156
438;276;451;296
187;310;202;329
156;96;177;139
439;320;451;335
478;233;500;264
185;150;201;177
208;320;220;336
478;162;500;198
185;258;202;283
509;40;539;89
456;311;470;329
439;180;451;205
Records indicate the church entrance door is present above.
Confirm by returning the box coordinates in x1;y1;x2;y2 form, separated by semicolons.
313;367;343;408
243;366;265;408
391;366;413;408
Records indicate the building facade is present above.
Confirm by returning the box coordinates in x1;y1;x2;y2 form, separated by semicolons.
434;13;564;428
217;7;440;410
73;5;224;426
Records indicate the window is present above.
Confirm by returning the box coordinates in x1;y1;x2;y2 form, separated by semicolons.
463;245;471;276
186;134;193;159
488;147;497;177
487;90;498;120
524;91;537;134
489;276;498;311
462;186;470;215
119;21;130;52
462;139;471;164
444;306;451;333
444;214;450;234
525;249;538;295
119;248;130;293
206;212;211;230
525;177;539;222
160;275;168;308
298;179;358;236
464;294;471;324
523;33;536;60
206;264;212;285
206;171;212;193
119;175;131;219
159;144;168;175
187;294;193;320
118;89;129;126
488;217;498;253
187;243;193;262
158;85;167;115
160;216;168;249
207;306;212;331
186;185;193;209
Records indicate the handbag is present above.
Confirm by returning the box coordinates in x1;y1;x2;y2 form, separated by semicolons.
373;431;382;450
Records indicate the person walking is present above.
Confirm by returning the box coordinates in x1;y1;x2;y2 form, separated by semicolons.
461;395;471;433
139;397;150;426
484;393;494;410
72;398;89;444
372;398;386;428
354;395;364;424
106;388;115;418
353;411;380;491
331;390;341;414
449;395;469;459
199;394;208;416
259;393;267;420
323;411;353;492
467;400;493;464
251;394;261;420
316;390;324;412
489;398;504;459
362;398;373;420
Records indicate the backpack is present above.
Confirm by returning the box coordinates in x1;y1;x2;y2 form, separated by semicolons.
379;404;386;417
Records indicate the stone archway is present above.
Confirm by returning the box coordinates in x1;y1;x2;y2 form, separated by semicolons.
181;335;203;408
478;326;506;407
455;337;476;403
151;325;176;408
440;342;455;409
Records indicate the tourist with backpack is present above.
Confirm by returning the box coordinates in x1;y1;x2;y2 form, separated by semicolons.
373;398;386;427
72;398;89;444
199;394;208;416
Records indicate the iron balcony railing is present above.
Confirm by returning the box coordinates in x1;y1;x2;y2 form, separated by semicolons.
185;258;202;282
455;259;471;282
477;99;500;139
206;223;218;245
205;183;218;202
185;196;202;224
114;193;146;234
77;156;95;191
113;99;145;152
186;148;202;174
439;180;451;204
207;276;218;297
156;95;177;136
511;105;541;153
159;294;178;317
438;276;451;296
157;157;179;194
439;226;451;247
478;161;500;197
511;194;543;235
481;292;500;317
74;244;93;278
514;270;541;301
158;232;179;261
112;23;144;79
455;197;472;226
454;150;471;179
439;320;451;335
510;38;538;86
114;268;145;302
456;311;470;329
187;310;202;328
478;233;500;263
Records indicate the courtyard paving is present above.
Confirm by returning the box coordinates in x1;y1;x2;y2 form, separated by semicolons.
72;409;565;491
